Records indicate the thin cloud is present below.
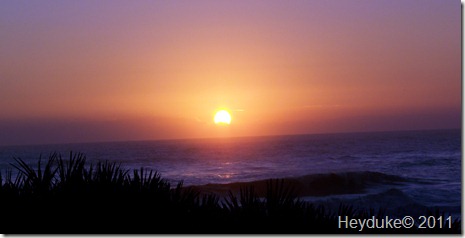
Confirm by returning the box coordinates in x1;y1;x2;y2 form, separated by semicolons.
302;105;342;109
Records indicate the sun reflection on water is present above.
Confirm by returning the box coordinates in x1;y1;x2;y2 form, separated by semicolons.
217;173;235;179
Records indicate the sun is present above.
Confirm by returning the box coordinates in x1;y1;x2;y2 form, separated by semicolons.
214;110;232;125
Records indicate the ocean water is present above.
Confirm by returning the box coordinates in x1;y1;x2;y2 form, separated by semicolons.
0;129;461;218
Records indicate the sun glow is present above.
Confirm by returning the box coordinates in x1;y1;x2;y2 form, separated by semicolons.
214;110;232;125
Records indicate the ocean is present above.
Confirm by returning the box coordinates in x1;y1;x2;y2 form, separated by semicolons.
0;129;461;219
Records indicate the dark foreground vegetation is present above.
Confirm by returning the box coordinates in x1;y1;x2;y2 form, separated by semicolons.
0;152;460;234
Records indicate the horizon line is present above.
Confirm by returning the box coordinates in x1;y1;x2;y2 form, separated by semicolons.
0;127;460;148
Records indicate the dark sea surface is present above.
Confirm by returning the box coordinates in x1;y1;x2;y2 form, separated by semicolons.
0;129;461;219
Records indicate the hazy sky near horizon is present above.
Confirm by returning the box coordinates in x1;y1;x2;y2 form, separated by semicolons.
0;0;461;146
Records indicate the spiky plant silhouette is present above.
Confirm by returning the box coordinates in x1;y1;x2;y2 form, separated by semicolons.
0;152;460;234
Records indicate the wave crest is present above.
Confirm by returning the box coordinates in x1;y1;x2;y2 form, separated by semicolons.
189;171;409;197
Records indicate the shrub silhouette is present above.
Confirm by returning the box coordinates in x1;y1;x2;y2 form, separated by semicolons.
0;152;460;234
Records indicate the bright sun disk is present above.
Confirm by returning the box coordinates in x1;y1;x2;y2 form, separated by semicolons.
214;110;231;125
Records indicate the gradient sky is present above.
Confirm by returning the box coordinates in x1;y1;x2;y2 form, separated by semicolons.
0;0;461;146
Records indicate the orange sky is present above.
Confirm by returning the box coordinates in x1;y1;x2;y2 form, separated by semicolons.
0;0;461;145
